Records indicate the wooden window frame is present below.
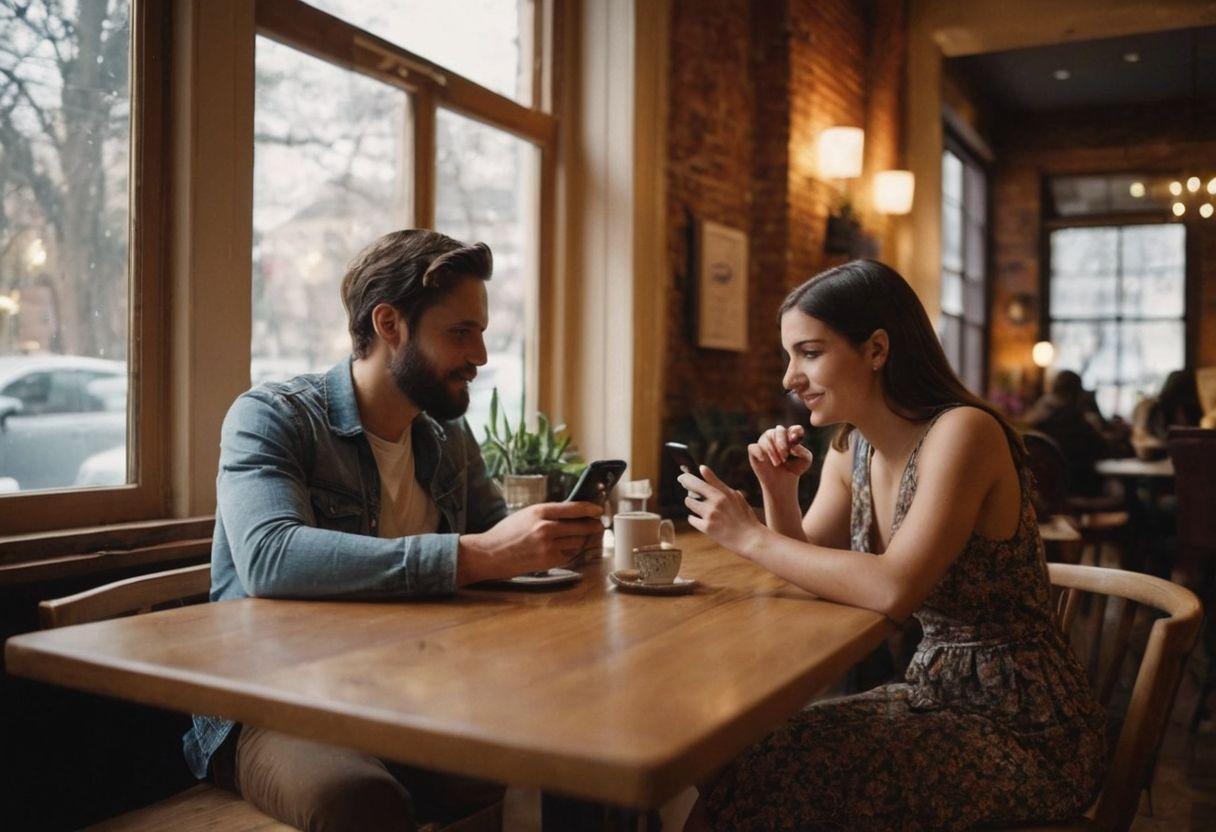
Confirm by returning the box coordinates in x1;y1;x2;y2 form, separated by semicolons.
939;131;990;394
0;0;171;540
253;0;558;420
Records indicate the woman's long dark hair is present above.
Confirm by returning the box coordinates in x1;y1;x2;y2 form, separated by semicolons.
779;259;1026;466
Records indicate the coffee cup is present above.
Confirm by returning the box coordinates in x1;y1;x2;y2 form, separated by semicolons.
634;544;682;585
612;511;675;572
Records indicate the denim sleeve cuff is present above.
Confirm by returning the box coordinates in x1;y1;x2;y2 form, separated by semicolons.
403;533;460;595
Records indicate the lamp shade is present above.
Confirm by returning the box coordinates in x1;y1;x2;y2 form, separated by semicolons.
873;170;915;214
817;126;864;179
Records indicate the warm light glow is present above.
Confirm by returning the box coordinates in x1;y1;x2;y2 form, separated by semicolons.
1188;176;1202;193
873;170;915;215
1129;181;1146;198
1202;204;1214;219
26;238;46;269
1170;181;1183;196
1123;52;1140;63
0;292;19;316
1032;341;1055;369
1173;202;1187;217
1208;178;1216;195
1053;69;1071;81
817;126;864;179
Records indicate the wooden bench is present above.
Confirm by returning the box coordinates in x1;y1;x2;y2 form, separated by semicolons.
43;563;502;832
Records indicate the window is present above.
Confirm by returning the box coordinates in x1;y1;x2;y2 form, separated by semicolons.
939;141;988;393
253;0;551;442
0;0;165;523
1048;223;1187;418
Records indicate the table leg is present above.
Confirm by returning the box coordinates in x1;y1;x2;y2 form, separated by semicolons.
540;792;661;831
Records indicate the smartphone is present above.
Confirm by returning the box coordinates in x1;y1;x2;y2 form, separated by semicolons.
664;442;700;476
565;459;628;505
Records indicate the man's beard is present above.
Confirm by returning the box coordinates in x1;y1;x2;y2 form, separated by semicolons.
389;339;472;421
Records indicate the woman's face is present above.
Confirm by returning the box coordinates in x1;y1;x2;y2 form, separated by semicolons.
780;310;878;427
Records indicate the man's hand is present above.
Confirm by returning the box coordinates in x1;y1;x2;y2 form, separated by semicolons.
457;501;604;585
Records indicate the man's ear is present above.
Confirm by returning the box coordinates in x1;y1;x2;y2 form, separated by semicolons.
371;303;408;350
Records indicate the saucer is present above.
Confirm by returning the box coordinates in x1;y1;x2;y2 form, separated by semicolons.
609;570;698;595
505;567;582;587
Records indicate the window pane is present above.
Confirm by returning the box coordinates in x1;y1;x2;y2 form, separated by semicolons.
938;314;961;376
942;150;962;204
1051;320;1120;387
1050;229;1118;317
307;0;532;105
1118;320;1185;405
0;1;131;493
436;109;538;442
942;201;963;273
962;322;984;394
1120;224;1185;317
252;38;410;384
964;216;985;281
940;271;963;317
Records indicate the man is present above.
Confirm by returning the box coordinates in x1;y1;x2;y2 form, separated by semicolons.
183;229;603;831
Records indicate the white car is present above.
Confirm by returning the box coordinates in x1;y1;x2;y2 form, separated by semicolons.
0;354;127;491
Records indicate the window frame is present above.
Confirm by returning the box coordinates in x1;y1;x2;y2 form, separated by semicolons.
253;0;558;421
0;0;170;538
939;130;990;394
1040;211;1195;418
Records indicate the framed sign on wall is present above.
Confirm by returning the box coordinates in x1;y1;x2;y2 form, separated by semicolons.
696;220;749;351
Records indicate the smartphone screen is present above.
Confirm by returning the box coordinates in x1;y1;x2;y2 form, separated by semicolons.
664;442;700;475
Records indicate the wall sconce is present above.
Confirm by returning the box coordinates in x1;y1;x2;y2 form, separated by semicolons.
1004;292;1036;326
819;126;868;255
873;170;915;215
817;127;865;179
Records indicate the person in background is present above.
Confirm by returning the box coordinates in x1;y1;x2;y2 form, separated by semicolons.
1025;369;1109;496
1132;369;1203;457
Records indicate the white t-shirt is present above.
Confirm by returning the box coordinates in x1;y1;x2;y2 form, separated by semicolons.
365;427;441;539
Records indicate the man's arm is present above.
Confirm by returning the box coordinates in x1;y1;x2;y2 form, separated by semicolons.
217;391;461;598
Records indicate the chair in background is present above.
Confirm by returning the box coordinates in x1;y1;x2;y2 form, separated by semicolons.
996;563;1202;832
41;565;503;832
1166;427;1216;731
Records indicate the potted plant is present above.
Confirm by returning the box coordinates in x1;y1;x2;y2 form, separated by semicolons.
480;388;585;511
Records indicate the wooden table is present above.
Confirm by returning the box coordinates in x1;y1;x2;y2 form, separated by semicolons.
6;531;887;821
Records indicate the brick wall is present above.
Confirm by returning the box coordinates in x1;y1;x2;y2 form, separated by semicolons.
663;0;906;453
989;102;1216;407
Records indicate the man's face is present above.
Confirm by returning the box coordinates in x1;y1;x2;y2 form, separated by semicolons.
389;276;489;420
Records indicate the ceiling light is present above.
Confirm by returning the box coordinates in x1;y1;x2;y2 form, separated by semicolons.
1202;204;1214;219
1208;178;1216;195
1188;176;1202;193
1170;181;1183;196
1123;52;1140;63
1053;69;1071;81
1129;181;1146;198
1173;202;1186;217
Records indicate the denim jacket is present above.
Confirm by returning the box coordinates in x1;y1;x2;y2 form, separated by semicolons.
182;358;507;778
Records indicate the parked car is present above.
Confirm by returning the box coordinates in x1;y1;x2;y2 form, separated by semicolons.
0;355;127;492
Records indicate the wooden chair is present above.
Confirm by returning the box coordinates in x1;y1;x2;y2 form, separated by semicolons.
997;563;1203;832
41;565;503;832
1165;427;1216;731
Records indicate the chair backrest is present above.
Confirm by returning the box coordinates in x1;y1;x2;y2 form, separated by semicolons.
1022;430;1069;518
1166;428;1216;576
39;563;212;629
1046;563;1202;832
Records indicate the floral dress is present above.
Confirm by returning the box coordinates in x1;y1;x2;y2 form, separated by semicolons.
704;409;1107;831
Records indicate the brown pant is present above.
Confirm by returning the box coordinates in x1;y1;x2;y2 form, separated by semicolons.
211;725;504;832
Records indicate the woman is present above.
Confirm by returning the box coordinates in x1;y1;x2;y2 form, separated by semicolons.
680;260;1106;831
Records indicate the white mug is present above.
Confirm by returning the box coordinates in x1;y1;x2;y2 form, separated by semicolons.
613;511;675;572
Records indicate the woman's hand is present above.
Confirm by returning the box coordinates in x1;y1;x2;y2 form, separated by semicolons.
680;466;768;555
748;424;814;494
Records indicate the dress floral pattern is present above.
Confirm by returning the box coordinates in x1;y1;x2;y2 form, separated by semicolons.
704;408;1107;831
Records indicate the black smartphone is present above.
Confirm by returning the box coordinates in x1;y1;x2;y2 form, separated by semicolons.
565;459;628;505
664;442;700;476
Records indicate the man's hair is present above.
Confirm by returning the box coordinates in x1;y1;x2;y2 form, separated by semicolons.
340;229;493;358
